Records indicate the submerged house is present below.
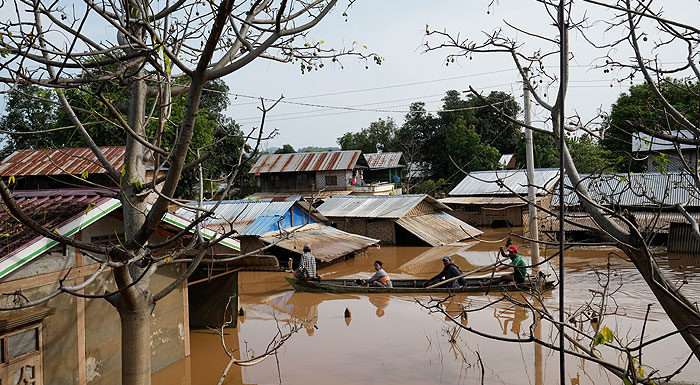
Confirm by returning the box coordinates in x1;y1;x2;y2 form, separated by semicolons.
0;188;243;385
317;194;482;246
441;169;559;227
632;131;697;172
547;172;700;247
175;197;379;266
248;150;368;199
360;152;404;195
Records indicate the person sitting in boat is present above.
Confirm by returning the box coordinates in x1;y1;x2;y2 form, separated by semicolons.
367;260;392;287
424;256;465;288
499;245;528;284
295;244;318;281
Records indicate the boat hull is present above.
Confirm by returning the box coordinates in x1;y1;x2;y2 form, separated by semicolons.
285;277;554;294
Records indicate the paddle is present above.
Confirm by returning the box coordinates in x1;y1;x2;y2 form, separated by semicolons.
425;262;502;289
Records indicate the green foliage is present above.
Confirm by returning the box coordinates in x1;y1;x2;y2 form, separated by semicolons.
465;90;521;154
337;117;398;154
602;79;700;171
592;325;614;347
336;90;510;190
567;135;613;174
411;178;449;195
0;80;244;198
297;146;339;152
274;144;296;154
516;133;612;174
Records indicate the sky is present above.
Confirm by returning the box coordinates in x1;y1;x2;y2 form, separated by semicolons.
219;0;700;150
2;1;699;150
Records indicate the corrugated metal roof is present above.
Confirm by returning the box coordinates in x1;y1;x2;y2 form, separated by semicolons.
541;210;700;234
260;223;379;263
364;152;404;170
395;212;483;246
0;192;121;279
0;189;117;256
440;196;541;206
0;147;125;176
632;130;696;152
317;194;450;219
406;162;431;179
174;198;322;236
249;150;364;174
552;172;700;208
449;169;559;196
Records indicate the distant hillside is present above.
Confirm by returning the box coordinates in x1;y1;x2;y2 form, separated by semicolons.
297;146;340;152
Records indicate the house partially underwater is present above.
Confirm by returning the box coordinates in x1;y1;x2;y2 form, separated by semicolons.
0;147;252;385
441;168;559;227
248;150;368;199
316;195;483;246
174;197;379;266
0;187;244;385
546;172;700;251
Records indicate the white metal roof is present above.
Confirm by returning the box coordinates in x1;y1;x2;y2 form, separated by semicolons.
631;130;696;152
317;194;450;218
449;169;560;196
552;172;700;207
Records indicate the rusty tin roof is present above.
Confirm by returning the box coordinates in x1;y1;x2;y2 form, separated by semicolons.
0;147;125;176
249;150;365;174
363;152;404;170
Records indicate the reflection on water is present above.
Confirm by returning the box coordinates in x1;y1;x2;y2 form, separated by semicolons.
154;230;700;385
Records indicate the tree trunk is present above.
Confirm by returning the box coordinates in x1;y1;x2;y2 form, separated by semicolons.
627;246;700;361
118;60;153;385
118;298;152;385
558;116;700;362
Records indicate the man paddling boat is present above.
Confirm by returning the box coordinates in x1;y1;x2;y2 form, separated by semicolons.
424;256;465;288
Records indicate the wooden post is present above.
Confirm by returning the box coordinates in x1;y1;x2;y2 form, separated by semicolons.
74;246;87;385
182;280;191;357
232;271;239;329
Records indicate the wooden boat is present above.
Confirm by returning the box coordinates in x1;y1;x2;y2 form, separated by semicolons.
285;276;555;294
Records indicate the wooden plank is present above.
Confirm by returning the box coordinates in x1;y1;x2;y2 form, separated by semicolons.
0;263;100;293
232;271;239;329
74;246;87;385
182;281;190;357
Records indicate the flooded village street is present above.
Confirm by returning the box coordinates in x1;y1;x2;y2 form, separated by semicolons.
153;230;700;385
7;2;700;384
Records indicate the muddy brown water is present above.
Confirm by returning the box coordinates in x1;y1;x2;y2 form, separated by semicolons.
154;230;700;385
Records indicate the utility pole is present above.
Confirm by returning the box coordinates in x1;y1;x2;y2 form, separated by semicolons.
523;69;541;270
523;68;544;385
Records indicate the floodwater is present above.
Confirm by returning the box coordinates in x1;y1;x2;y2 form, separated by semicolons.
153;229;700;385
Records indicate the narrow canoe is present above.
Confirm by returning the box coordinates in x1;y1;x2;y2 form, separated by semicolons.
285;276;555;294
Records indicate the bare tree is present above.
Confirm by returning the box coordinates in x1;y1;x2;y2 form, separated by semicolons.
425;0;700;372
0;1;377;384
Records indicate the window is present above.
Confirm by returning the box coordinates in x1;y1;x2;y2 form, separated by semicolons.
324;175;338;186
7;328;38;359
1;318;46;385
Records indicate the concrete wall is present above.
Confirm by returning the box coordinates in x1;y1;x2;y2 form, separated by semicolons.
0;215;188;385
84;266;187;385
446;203;524;227
315;170;352;190
331;217;396;244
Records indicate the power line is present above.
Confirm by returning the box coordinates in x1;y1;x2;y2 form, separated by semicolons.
228;80;630;124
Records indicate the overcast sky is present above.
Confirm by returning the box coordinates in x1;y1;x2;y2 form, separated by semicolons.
2;1;698;150
224;0;700;150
